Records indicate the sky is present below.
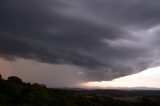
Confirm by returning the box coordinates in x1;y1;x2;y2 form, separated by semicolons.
80;66;160;89
1;0;160;88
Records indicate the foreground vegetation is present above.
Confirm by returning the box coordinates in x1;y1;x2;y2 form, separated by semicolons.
0;75;160;106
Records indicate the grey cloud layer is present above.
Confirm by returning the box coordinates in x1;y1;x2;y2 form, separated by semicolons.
0;0;160;81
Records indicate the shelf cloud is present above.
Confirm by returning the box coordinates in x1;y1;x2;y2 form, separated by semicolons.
1;0;160;82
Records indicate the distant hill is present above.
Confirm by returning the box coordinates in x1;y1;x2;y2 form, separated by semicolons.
0;74;160;106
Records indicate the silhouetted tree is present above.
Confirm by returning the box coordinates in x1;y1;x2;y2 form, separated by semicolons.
8;76;23;84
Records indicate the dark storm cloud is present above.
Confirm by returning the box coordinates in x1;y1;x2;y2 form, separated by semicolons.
1;0;160;81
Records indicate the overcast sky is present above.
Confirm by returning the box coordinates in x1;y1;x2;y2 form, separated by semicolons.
1;0;160;87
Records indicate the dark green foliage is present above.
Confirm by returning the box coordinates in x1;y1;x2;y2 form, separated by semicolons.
0;75;160;106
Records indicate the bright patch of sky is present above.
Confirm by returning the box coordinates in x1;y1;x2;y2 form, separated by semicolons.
80;66;160;88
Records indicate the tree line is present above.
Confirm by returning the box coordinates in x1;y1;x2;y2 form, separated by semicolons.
0;74;160;106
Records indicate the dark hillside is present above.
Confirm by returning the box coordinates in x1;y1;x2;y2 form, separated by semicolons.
0;75;160;106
